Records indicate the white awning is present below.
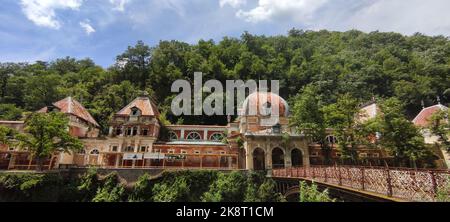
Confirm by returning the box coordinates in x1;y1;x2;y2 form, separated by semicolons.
123;153;143;160
144;153;165;160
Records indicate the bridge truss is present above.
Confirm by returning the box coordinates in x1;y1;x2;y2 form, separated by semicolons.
272;166;450;202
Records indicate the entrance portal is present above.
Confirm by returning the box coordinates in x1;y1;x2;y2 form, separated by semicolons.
291;149;303;167
253;148;265;170
272;148;285;169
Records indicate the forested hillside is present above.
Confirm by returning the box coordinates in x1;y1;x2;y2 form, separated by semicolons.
1;29;449;133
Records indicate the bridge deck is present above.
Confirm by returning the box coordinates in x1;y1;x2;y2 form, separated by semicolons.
272;166;450;202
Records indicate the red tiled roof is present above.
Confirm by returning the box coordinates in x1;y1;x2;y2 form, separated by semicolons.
413;104;448;127
116;96;160;117
38;97;100;127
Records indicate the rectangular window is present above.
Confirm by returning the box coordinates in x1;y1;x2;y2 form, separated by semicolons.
142;129;149;136
125;146;134;152
112;146;118;152
140;146;146;152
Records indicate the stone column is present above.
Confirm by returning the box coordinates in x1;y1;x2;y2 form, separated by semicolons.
115;154;120;168
180;129;185;140
265;147;272;170
285;147;292;168
203;129;208;141
302;147;310;167
245;143;253;170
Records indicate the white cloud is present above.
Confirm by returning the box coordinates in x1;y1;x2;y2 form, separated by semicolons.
80;20;96;35
219;0;246;8
20;0;83;29
338;0;450;36
236;0;328;23
110;0;131;12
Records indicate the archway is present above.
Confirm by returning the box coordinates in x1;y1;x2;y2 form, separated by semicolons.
253;148;265;170
291;149;303;167
272;148;285;169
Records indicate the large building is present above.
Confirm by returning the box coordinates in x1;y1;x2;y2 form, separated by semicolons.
413;102;449;168
0;92;448;170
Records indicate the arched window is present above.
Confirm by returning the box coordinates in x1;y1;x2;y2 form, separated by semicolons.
78;149;86;155
186;132;201;141
90;149;100;155
210;133;224;142
168;131;178;141
262;102;272;116
326;135;338;144
131;107;141;116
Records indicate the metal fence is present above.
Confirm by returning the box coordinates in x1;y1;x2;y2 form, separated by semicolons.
272;166;450;202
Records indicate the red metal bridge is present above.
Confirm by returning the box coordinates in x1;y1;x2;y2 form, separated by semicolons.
272;166;450;202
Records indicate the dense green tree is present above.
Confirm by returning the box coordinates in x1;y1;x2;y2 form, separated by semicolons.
24;74;62;110
152;176;190;202
0;30;448;136
371;98;433;167
291;85;331;164
92;172;127;202
15;112;83;171
128;173;153;202
201;171;247;202
0;104;23;120
114;41;152;87
429;109;450;152
77;168;101;202
0;125;16;145
322;94;363;164
299;181;335;202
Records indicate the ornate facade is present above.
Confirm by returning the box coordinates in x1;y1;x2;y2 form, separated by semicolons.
1;92;448;170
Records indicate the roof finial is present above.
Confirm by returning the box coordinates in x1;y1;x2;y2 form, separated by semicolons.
421;100;425;109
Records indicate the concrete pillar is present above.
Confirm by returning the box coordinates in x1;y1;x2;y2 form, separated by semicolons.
245;143;253;170
246;152;253;170
115;154;120;168
285;148;292;168
266;147;272;170
203;129;208;141
180;129;185;140
303;147;310;167
108;127;113;136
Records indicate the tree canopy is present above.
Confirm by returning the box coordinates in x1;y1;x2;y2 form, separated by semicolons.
1;30;448;132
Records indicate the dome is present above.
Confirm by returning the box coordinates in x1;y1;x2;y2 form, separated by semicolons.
241;92;289;117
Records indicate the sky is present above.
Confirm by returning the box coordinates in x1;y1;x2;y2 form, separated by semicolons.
1;0;450;67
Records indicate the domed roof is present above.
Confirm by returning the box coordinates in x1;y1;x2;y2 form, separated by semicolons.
241;92;289;117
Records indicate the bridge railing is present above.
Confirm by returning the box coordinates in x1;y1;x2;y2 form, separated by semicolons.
272;166;450;202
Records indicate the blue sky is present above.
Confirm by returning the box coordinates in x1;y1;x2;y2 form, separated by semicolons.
1;0;450;67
